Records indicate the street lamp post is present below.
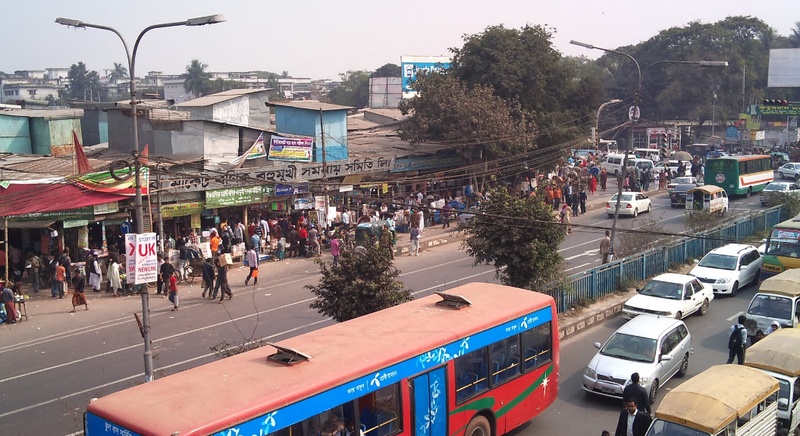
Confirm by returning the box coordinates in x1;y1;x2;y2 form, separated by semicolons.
56;14;226;382
570;40;727;260
595;99;623;153
712;91;718;138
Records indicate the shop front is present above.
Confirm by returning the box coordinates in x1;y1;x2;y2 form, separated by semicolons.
150;201;205;250
205;185;275;259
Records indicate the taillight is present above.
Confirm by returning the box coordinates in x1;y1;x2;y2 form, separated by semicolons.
626;203;632;208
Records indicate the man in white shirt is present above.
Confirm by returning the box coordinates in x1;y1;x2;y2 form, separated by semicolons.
614;398;651;436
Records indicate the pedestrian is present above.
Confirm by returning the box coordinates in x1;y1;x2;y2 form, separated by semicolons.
71;271;88;312
560;204;572;234
209;230;221;255
298;225;308;257
589;175;597;195
579;189;587;214
600;168;608;191
27;252;42;293
1;282;17;324
87;252;102;292
233;220;244;245
250;230;261;255
201;258;215;299
177;239;188;281
765;320;782;335
244;246;259;286
288;225;299;258
614;397;652;436
330;235;341;267
600;230;612;264
409;224;420;256
726;314;748;365
61;249;72;289
622;373;651;416
159;255;175;296
277;237;286;261
441;203;453;229
168;273;179;311
572;189;581;216
107;256;122;297
214;257;233;302
55;259;66;299
308;225;320;256
380;225;394;260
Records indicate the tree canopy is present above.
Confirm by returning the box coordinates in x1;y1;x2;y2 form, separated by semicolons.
371;63;401;78
183;59;212;97
308;242;411;322
327;70;370;108
66;62;107;102
460;187;565;289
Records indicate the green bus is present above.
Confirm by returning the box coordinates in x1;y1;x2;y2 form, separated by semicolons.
760;214;800;280
704;155;773;197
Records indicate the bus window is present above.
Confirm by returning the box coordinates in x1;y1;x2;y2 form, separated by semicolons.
455;348;489;403
491;337;521;385
522;322;552;370
359;384;401;436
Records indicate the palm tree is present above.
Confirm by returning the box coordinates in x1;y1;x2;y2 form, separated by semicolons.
184;59;211;97
789;21;800;48
109;62;128;83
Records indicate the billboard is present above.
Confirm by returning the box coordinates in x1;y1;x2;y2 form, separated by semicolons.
267;136;313;163
125;233;158;285
401;55;451;99
768;48;800;88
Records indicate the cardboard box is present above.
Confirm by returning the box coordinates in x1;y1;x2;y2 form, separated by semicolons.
218;253;233;267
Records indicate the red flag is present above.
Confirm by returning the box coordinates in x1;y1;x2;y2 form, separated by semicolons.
139;144;149;165
73;131;93;174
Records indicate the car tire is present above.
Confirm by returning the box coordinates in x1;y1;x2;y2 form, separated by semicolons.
647;203;652;213
796;174;800;182
731;281;739;296
675;311;683;319
649;379;659;405
699;298;709;316
465;415;491;436
633;208;638;218
677;354;689;377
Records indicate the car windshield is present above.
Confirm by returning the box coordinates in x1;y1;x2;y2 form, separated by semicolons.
640;280;684;300
645;420;708;436
673;177;694;184
600;332;656;363
747;295;793;321
697;253;737;270
764;183;787;192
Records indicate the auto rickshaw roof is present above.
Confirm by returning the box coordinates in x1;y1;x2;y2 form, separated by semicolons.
758;268;800;297
686;185;726;195
746;328;800;377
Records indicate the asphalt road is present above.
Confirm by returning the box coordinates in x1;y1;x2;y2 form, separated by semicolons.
0;190;764;435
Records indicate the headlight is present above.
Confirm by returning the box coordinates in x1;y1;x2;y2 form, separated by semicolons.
715;278;731;284
639;375;649;384
585;367;596;379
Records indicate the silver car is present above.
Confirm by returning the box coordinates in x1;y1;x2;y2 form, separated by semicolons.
582;315;692;404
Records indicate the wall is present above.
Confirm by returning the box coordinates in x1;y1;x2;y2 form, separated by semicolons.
212;98;249;126
30;118;81;156
369;77;402;109
0;115;32;153
80;109;108;145
274;107;348;162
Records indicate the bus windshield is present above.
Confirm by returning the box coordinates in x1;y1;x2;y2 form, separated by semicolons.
646;419;709;436
766;228;800;259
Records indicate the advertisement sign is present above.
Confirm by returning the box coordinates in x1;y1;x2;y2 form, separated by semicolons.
125;233;158;285
275;183;309;197
154;202;205;218
401;55;451;99
391;154;465;173
268;136;313;163
206;186;272;208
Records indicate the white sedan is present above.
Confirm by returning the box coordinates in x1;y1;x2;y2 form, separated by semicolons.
606;192;652;217
666;176;700;192
777;162;800;181
622;273;714;320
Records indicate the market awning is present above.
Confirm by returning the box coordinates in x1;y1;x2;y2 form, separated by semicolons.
0;220;56;229
0;183;130;218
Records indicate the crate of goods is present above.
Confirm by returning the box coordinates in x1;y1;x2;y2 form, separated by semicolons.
218;253;233;267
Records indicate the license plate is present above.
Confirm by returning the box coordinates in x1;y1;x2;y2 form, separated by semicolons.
600;386;616;394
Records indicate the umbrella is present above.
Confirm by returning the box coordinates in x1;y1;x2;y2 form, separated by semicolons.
672;151;692;161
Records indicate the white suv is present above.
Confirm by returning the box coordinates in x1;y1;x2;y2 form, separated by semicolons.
689;244;762;296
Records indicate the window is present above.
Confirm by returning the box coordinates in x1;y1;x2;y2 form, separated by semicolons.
490;337;521;385
522;322;552;370
454;348;489;403
359;385;401;436
683;283;694;300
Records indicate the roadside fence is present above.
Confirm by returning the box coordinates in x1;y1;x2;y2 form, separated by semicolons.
544;205;788;314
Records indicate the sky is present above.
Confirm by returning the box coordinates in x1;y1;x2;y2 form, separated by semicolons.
1;0;797;80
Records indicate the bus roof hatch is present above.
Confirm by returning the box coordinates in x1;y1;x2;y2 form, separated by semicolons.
435;291;473;309
266;342;312;365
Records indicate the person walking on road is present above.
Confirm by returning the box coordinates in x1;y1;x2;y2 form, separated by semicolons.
600;168;608;191
214;257;233;302
168;273;179;311
201;258;215;299
600;231;612;264
727;314;748;364
622;373;651;416
70;272;88;312
614;398;652;436
244;247;259;286
329;235;341;267
409;225;420;256
560;204;572;234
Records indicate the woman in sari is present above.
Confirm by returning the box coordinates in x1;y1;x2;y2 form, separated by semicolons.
71;270;88;312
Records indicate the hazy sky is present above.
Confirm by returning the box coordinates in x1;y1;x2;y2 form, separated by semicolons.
2;0;796;79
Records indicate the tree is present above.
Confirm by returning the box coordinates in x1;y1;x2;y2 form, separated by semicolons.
371;63;401;78
183;59;211;97
66;62;107;101
398;72;537;163
109;62;128;83
307;242;411;322
327;70;370;108
460;187;565;289
206;78;248;94
789;21;800;48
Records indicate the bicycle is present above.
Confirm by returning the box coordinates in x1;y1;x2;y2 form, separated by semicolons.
173;263;195;284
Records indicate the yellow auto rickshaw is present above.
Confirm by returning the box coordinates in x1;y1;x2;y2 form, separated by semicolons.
686;185;729;216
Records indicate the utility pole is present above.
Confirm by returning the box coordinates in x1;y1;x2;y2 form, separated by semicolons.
156;165;164;254
319;109;329;231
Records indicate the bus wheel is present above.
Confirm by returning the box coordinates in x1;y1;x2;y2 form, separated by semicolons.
465;415;491;436
746;187;752;197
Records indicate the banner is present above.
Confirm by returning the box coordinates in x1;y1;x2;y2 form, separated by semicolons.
247;133;267;160
268;136;313;163
125;233;158;285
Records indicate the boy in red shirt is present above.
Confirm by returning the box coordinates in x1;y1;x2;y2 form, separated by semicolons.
168;274;179;311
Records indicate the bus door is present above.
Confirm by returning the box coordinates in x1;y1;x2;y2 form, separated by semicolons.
410;367;447;436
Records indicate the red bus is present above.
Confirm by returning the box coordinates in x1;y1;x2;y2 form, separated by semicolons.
84;283;559;436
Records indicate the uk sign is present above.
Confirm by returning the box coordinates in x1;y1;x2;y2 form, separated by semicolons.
125;233;158;285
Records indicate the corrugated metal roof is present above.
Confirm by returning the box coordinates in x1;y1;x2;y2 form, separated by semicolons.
269;101;354;111
0;109;84;120
174;89;270;107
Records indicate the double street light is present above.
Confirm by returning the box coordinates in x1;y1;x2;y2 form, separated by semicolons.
570;40;727;260
595;99;623;153
56;14;226;382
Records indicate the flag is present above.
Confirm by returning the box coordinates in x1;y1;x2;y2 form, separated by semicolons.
139;144;149;165
73;131;93;174
219;133;266;170
246;133;267;160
